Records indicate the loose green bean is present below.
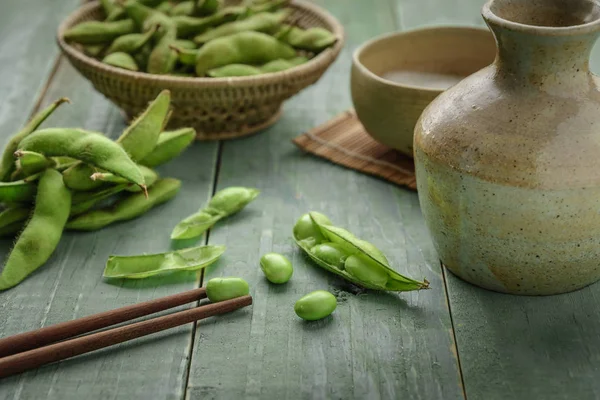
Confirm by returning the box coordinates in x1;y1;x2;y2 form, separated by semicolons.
0;97;69;182
66;177;181;231
293;212;429;291
294;290;336;321
206;277;249;302
194;31;296;76
103;245;225;279
0;169;71;291
102;52;139;71
171;186;259;240
193;10;290;44
64;19;136;45
18;128;146;190
139;128;196;167
260;252;293;284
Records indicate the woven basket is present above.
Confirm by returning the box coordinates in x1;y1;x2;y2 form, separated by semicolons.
57;1;344;140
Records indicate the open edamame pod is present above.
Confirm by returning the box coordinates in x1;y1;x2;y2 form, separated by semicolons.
18;128;146;191
0;97;69;182
293;212;429;291
171;186;259;240
0;169;71;291
103;245;225;279
66;177;181;231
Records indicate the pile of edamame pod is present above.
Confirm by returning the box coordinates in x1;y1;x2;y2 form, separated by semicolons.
64;0;338;77
0;90;196;291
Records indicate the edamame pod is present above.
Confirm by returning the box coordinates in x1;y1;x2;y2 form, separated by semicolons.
0;169;71;290
292;212;429;291
100;0;119;17
171;1;195;16
207;64;262;77
294;290;336;321
0;177;39;203
104;245;225;279
0;97;69;182
194;31;296;76
70;184;128;216
102;52;139;71
105;25;157;55
155;1;174;14
18;128;146;190
83;44;106;57
170;186;259;240
117;90;171;162
63;19;136;45
206;277;249;302
139;128;196;167
66;177;181;231
173;7;245;37
14;151;55;177
249;0;288;13
260;252;293;284
260;56;308;73
275;25;338;52
194;0;221;16
148;30;178;74
91;164;159;192
0;207;30;237
193;10;290;44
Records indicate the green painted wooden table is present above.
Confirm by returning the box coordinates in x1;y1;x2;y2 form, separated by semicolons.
2;1;600;399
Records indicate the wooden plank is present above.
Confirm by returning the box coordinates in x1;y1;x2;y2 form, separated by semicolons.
185;1;464;399
0;60;219;399
0;0;80;146
399;0;600;399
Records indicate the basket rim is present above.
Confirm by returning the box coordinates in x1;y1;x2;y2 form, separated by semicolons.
56;0;345;88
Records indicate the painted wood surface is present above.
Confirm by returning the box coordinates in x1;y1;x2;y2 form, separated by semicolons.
185;1;464;399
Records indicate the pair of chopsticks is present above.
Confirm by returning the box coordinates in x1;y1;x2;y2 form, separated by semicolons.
0;288;252;379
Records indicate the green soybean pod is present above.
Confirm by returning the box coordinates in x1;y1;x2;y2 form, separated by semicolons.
139;128;196;167
174;39;197;49
206;277;249;302
147;30;179;74
91;164;159;192
260;252;293;284
155;1;173;14
102;52;139;71
170;0;194;16
207;64;262;77
106;7;127;22
100;0;118;16
118;90;171;162
63;19;136;45
0;207;30;237
70;184;129;216
260;56;308;73
0;169;71;291
194;0;221;16
292;212;328;248
105;25;157;55
82;44;106;57
249;0;288;13
66;178;181;231
275;25;338;52
14;151;55;178
18;128;146;190
194;31;296;76
193;10;290;44
294;290;337;321
0;97;69;182
173;6;245;37
104;245;225;279
0;177;38;203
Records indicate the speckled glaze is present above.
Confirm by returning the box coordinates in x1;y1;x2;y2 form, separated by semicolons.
414;0;600;295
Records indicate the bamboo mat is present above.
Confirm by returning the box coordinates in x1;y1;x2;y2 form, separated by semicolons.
292;110;417;191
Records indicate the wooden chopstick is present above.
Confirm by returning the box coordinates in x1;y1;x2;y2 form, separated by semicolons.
0;287;208;359
0;292;252;380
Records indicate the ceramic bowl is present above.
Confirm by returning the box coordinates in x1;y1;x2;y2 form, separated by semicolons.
351;26;496;156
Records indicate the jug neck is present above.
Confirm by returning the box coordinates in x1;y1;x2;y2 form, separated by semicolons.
482;0;600;91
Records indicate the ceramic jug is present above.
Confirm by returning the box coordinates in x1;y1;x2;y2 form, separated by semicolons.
414;0;600;295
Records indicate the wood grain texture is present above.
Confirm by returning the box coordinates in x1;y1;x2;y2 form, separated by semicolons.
0;59;219;399
401;1;600;399
185;1;464;399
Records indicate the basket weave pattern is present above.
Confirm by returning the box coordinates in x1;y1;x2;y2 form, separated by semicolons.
57;1;344;140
